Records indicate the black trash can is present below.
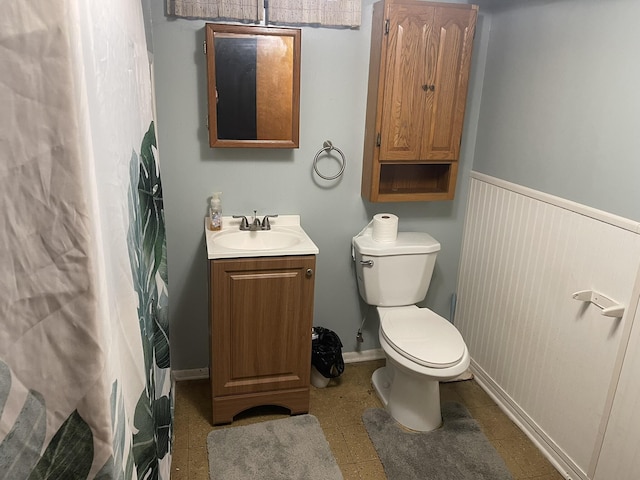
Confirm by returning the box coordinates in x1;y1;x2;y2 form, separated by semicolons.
311;327;344;388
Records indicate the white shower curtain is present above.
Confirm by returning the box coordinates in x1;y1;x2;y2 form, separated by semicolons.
0;0;172;478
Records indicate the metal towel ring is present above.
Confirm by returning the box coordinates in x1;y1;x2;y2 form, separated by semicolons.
313;140;346;180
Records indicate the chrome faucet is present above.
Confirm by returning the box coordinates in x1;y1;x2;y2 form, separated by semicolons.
232;211;278;231
233;210;260;230
250;210;261;231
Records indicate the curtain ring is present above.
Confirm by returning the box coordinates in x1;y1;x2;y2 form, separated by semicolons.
313;140;346;180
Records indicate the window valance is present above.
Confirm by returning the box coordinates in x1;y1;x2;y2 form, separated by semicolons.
167;0;361;27
167;0;263;22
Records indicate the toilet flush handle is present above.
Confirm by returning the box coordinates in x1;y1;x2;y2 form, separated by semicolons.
360;259;374;267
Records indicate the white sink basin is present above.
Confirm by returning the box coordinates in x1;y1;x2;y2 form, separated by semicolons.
205;215;319;259
212;230;302;251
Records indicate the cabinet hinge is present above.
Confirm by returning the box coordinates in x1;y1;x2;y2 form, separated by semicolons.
203;40;207;55
206;116;209;130
376;133;381;147
384;19;390;35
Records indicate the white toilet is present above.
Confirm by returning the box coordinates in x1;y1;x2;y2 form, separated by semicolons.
353;228;470;432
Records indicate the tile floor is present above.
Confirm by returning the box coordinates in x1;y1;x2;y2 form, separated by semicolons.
171;360;564;479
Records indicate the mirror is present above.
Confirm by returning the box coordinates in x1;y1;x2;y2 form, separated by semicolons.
205;24;301;148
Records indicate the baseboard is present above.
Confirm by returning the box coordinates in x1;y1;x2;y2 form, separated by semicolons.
171;350;385;382
442;369;474;383
343;348;385;364
342;349;474;380
470;359;580;480
172;367;209;381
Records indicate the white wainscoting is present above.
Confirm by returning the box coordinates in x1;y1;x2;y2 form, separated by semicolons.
456;172;640;479
593;298;640;479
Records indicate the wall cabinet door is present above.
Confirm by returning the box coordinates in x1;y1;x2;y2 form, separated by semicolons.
209;255;316;424
362;0;477;202
379;4;433;161
420;6;477;161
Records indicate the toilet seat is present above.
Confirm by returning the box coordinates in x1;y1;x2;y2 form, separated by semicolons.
379;307;465;368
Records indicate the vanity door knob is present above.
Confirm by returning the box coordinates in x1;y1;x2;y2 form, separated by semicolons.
422;84;435;92
306;268;314;277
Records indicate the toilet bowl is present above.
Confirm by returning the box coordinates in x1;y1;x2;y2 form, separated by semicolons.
372;305;469;431
352;225;470;432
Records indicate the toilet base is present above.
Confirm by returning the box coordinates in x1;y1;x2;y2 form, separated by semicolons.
371;362;442;432
371;367;391;408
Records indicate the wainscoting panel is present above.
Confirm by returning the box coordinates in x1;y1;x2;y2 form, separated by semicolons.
456;173;640;479
594;300;640;479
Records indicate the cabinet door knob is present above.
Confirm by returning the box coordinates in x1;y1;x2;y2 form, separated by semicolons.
306;268;314;277
422;84;435;92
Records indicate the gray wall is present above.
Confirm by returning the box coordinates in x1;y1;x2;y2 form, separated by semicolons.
474;0;640;222
150;0;489;370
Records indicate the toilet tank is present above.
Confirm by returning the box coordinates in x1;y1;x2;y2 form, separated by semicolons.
353;231;441;306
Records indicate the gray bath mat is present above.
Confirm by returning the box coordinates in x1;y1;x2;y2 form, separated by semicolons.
207;414;343;480
363;402;513;479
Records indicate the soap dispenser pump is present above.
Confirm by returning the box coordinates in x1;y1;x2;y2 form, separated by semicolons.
209;192;222;231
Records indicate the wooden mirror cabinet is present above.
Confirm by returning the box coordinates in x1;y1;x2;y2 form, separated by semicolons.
204;24;301;149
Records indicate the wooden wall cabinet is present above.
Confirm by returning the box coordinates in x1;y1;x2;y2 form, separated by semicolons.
362;0;478;202
209;255;316;424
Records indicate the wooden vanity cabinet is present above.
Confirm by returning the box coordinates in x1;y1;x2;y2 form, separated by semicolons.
208;255;316;425
362;0;478;202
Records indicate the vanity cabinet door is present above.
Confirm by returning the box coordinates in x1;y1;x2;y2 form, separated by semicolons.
210;255;315;414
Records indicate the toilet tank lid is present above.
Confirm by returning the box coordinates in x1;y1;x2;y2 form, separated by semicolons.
353;231;440;256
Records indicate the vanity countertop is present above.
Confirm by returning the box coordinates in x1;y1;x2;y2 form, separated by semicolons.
205;215;319;260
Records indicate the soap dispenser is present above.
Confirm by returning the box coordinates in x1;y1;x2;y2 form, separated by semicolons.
209;192;222;231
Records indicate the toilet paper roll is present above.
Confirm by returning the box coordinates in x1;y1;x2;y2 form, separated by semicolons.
372;213;398;243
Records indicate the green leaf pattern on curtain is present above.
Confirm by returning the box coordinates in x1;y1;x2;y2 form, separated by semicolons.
0;361;10;418
27;411;94;480
0;358;97;480
0;361;47;480
127;121;172;479
95;381;135;480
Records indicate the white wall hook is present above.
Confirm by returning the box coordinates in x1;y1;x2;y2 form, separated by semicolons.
572;290;625;318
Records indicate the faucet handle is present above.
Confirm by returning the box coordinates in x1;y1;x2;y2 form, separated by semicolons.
261;215;279;230
232;215;249;230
